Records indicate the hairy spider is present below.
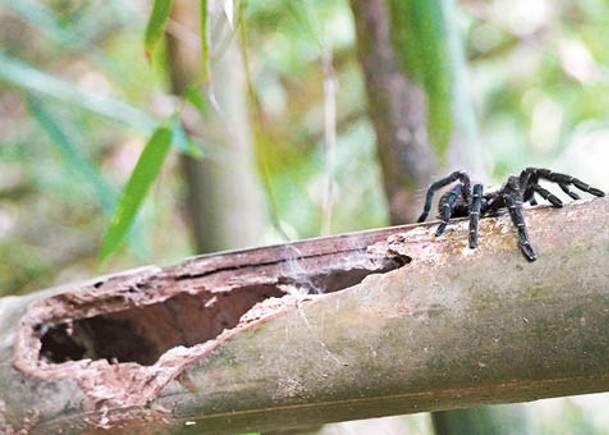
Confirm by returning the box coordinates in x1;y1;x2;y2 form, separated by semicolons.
417;168;605;261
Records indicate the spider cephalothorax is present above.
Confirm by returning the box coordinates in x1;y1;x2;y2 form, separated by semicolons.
417;168;605;261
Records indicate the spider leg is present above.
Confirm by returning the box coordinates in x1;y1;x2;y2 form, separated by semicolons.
418;171;472;222
435;184;462;236
558;183;580;200
519;167;538;202
532;185;563;207
529;195;538;206
468;184;483;249
525;168;605;197
504;178;537;261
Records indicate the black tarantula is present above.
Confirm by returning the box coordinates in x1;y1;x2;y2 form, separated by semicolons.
417;167;605;261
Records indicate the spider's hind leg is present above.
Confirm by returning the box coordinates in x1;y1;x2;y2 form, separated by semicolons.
529;168;605;198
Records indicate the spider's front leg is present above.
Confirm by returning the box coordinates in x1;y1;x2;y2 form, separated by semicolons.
418;170;472;222
504;177;537;261
435;184;462;236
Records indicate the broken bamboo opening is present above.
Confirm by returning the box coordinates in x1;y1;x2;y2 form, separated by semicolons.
1;198;609;434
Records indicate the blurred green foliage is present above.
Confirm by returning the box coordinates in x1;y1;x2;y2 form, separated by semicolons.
465;0;609;181
0;0;608;291
0;0;181;293
389;0;453;159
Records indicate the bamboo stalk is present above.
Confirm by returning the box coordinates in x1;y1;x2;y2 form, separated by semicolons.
1;198;608;434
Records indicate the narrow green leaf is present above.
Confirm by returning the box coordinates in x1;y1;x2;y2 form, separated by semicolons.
27;97;149;256
0;52;156;131
200;0;210;83
183;83;210;114
144;0;173;60
99;126;172;261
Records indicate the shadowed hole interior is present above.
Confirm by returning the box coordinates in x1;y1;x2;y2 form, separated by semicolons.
38;257;408;366
39;285;284;366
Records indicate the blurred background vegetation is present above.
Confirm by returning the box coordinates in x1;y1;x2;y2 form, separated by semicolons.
1;0;609;433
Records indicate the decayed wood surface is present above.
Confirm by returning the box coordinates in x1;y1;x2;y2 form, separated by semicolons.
1;198;609;434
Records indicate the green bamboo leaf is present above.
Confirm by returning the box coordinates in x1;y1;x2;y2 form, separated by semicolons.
388;0;453;160
27;97;148;256
183;83;210;114
99;126;172;262
144;0;173;59
200;0;210;84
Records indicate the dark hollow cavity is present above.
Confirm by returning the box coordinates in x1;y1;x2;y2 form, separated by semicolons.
38;254;407;366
